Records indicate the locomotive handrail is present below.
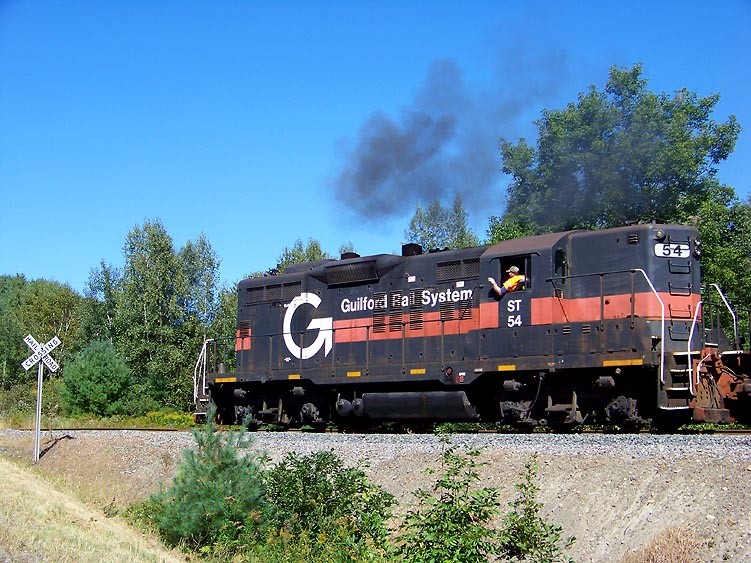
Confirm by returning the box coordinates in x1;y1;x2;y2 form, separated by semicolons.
193;338;211;403
709;283;738;349
630;268;665;386
687;302;703;396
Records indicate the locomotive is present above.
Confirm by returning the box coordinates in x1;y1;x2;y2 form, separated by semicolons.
194;223;751;429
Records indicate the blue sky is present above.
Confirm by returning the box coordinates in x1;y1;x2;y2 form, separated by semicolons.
2;0;749;294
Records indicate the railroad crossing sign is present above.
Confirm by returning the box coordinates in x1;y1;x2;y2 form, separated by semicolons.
21;333;61;463
22;334;61;372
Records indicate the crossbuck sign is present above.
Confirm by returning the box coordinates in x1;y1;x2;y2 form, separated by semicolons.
22;334;61;373
21;333;61;463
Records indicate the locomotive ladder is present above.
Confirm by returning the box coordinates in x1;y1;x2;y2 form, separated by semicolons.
664;284;739;418
662;296;703;407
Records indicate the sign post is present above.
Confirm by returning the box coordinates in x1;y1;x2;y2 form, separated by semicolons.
21;334;61;462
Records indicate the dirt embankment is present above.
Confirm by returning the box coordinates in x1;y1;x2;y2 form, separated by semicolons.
2;429;751;562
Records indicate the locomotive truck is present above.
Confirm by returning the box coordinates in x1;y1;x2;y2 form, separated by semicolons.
194;222;751;430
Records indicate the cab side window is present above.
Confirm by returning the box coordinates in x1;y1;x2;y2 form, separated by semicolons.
554;249;567;285
500;258;529;290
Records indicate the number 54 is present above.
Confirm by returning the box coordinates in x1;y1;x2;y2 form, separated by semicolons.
507;315;522;327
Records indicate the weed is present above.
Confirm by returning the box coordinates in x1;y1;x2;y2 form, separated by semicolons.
498;454;575;563
396;437;503;563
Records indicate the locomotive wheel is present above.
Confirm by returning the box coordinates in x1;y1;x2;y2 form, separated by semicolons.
213;402;235;427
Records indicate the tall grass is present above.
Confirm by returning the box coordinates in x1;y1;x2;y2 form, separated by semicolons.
0;456;183;563
619;526;706;563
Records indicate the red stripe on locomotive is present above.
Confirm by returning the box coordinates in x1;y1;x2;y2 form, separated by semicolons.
331;292;700;344
531;292;700;325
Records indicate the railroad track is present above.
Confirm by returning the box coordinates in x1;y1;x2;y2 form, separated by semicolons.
15;424;751;435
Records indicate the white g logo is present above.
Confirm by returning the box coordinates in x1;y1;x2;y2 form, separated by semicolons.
283;292;333;360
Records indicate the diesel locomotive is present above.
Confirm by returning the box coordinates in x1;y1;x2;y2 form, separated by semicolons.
194;223;751;429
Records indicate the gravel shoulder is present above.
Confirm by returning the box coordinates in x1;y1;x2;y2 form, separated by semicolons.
2;429;751;562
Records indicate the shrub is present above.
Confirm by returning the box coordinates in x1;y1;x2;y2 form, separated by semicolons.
263;450;395;561
149;410;268;550
248;528;392;563
114;382;161;417
498;454;575;563
60;340;132;416
397;443;575;563
396;438;503;563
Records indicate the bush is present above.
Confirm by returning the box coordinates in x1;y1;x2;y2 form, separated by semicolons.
396;438;503;563
263;450;395;561
149;411;268;550
132;417;392;560
114;382;161;417
0;378;65;426
0;383;36;427
397;443;575;563
498;454;575;563
248;527;392;563
60;340;132;416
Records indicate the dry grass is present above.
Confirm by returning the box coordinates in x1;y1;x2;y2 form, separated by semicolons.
0;455;184;563
619;525;706;563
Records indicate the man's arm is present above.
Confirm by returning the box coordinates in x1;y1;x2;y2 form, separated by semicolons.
488;277;506;296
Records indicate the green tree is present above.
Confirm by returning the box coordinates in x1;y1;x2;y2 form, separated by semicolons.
405;194;479;250
696;190;751;338
274;238;331;274
111;219;223;409
178;233;221;328
500;63;741;232
113;219;185;406
448;194;480;248
0;275;27;388
406;200;449;251
23;279;81;337
77;260;120;345
0;277;84;387
148;411;268;549
206;284;241;372
60;340;132;416
486;215;538;245
19;279;84;365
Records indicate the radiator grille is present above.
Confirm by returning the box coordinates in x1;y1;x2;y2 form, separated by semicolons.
325;261;378;285
436;257;481;281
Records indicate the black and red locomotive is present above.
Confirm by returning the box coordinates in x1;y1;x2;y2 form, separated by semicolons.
195;223;751;429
